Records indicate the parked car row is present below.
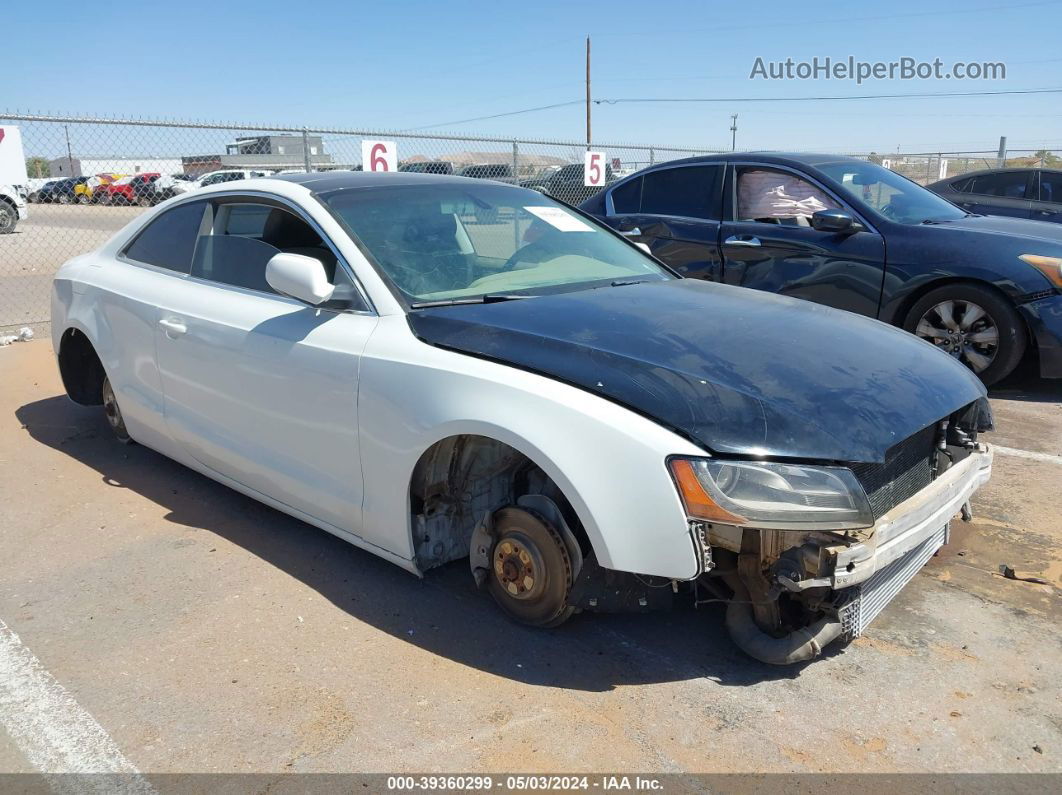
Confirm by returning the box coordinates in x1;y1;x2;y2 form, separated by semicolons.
28;169;275;207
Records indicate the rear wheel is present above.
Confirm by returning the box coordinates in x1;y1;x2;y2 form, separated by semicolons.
101;376;132;444
903;283;1026;386
487;507;575;628
0;202;16;234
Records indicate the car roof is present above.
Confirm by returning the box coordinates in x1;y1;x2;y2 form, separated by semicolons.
643;152;868;169
271;170;521;192
939;167;1048;182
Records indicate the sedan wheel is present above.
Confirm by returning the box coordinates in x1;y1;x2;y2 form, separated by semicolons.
487;507;575;628
58;193;72;205
904;283;1026;386
101;376;132;444
915;299;999;373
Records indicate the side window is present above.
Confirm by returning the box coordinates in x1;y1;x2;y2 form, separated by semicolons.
950;176;975;193
736;168;841;225
968;171;1030;198
1039;172;1060;203
123;200;210;273
191;201;338;294
640;166;722;220
610;177;642;214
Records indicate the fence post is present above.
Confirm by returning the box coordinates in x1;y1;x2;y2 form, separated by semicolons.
649;147;655;166
512;141;521;250
302;127;312;173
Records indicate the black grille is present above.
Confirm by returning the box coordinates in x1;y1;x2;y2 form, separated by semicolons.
850;424;938;518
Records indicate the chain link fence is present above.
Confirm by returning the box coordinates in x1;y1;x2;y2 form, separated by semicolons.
871;149;1058;185
2;111;1060;334
1;112;725;333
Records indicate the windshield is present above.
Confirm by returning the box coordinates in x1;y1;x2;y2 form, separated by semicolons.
818;161;967;225
322;182;671;303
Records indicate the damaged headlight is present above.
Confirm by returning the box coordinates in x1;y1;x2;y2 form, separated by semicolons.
668;458;874;530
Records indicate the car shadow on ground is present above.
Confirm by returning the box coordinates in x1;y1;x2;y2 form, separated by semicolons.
989;362;1062;402
15;395;832;692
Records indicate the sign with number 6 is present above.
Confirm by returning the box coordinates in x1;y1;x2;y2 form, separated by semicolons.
584;150;606;187
362;140;397;172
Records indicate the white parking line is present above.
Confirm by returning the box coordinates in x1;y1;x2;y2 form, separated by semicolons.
0;618;154;794
994;445;1062;465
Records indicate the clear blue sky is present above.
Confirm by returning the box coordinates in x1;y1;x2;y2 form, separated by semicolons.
9;0;1062;153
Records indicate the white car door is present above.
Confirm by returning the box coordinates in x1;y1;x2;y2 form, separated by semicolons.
153;197;377;534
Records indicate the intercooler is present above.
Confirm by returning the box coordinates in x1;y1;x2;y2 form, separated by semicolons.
838;523;948;639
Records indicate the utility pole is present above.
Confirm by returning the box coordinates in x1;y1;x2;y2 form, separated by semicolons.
730;114;738;151
585;36;592;147
64;125;74;175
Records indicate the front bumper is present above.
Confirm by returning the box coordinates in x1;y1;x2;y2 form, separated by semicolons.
831;444;993;589
1019;293;1062;378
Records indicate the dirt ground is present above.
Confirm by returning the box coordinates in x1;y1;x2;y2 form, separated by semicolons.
0;340;1060;777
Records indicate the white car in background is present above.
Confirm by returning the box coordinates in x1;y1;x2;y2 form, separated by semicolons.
50;172;993;664
170;169;270;196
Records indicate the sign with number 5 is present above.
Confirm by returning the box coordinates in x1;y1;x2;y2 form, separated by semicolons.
584;150;606;187
362;140;397;172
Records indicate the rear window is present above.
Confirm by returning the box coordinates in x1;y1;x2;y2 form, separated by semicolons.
123;201;210;273
640;165;722;220
968;171;1031;198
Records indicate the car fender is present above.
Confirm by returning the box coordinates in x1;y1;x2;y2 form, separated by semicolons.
357;316;706;580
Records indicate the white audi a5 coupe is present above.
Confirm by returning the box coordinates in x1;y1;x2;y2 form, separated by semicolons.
51;171;993;663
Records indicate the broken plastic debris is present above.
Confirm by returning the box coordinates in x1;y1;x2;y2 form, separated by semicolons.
0;328;34;346
999;564;1050;585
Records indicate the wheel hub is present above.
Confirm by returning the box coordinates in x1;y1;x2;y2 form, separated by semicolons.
493;537;542;600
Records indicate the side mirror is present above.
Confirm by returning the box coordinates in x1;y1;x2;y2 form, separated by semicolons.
635;242;652;255
265;252;335;306
811;209;861;234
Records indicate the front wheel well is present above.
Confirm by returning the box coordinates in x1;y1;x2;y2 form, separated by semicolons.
57;328;106;405
408;434;588;572
889;277;1022;329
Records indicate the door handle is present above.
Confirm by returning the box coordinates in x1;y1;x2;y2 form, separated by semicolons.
724;235;761;247
158;317;187;337
618;227;642;237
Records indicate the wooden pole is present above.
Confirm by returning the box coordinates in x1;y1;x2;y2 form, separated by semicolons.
585;36;591;147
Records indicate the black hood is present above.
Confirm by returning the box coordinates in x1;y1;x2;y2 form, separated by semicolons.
407;280;988;463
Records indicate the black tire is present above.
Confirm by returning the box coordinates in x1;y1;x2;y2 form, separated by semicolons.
77;193;90;205
101;376;132;444
903;282;1026;386
487;507;575;628
0;201;17;234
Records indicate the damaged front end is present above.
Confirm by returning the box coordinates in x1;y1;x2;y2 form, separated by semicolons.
675;400;994;665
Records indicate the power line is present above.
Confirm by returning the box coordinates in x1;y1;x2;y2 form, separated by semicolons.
409;87;1062;131
594;87;1062;105
406;101;584;131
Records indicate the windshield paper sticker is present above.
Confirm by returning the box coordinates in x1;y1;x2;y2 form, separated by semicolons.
524;206;594;232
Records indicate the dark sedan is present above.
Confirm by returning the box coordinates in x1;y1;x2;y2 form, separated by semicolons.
580;153;1062;385
33;177;87;204
928;167;1062;224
